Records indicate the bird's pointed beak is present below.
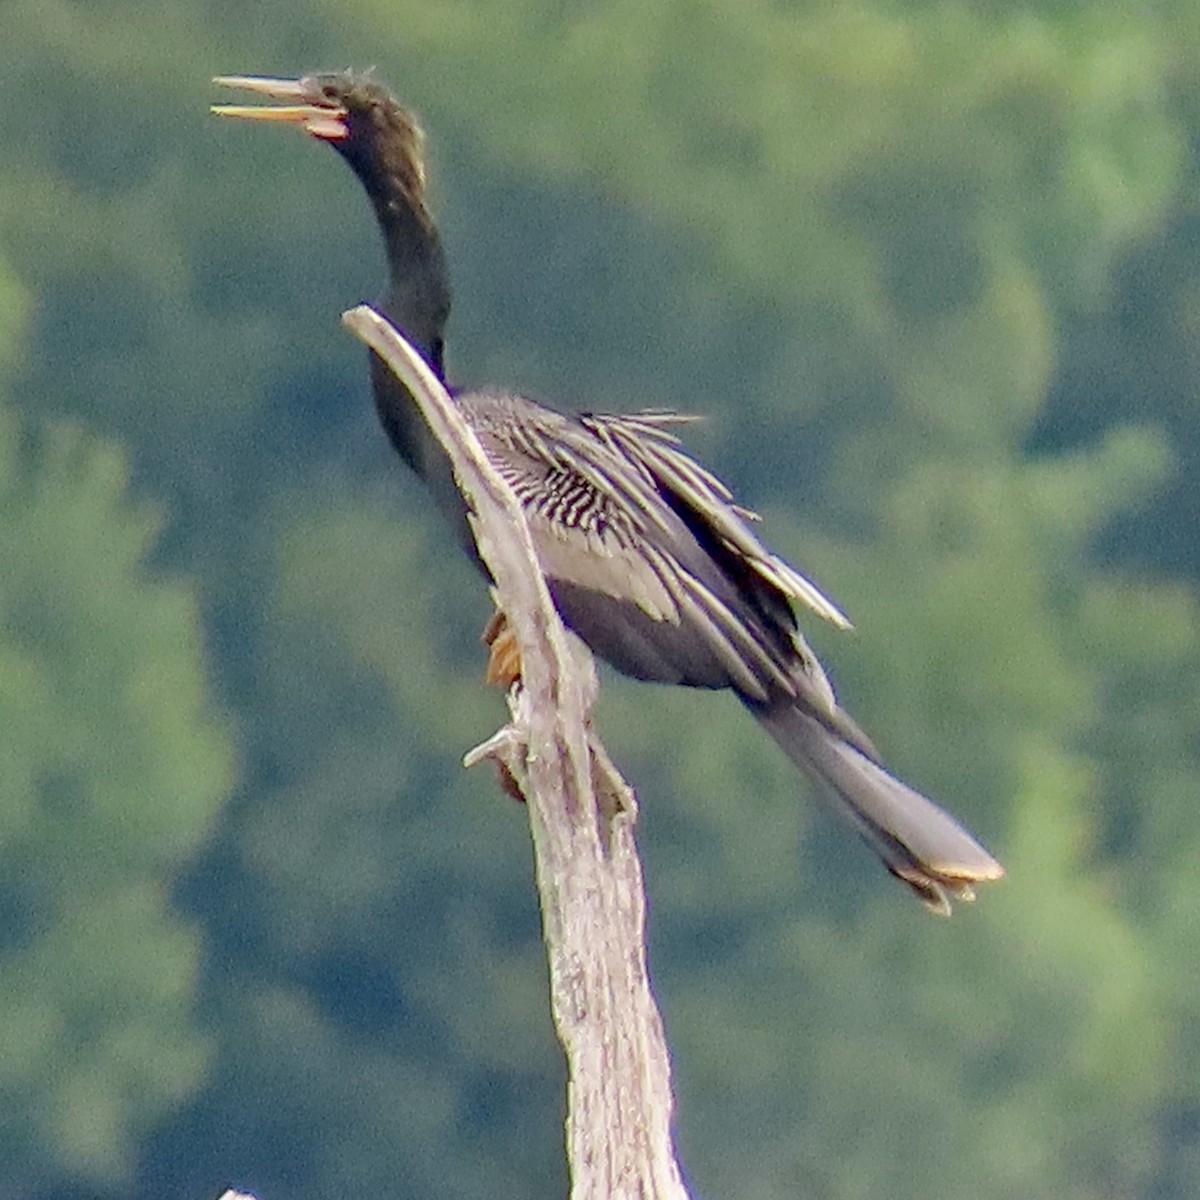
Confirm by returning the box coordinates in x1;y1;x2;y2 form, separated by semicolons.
211;75;349;140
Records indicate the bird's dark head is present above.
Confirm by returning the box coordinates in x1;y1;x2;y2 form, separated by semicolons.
212;72;432;230
212;71;450;373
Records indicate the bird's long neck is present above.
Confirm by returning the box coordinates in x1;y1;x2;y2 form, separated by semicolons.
339;137;456;479
370;199;452;475
369;184;451;380
338;129;452;379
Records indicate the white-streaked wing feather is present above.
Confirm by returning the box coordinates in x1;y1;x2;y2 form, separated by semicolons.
466;393;847;712
581;412;853;630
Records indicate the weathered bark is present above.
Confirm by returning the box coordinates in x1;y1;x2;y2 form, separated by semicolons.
342;305;691;1200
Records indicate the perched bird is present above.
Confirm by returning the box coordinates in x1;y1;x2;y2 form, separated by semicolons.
212;72;1003;912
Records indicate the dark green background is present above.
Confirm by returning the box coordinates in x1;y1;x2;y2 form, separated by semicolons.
4;2;1200;1197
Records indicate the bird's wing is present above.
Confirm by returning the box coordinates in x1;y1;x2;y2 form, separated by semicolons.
578;411;853;631
463;393;836;712
484;415;683;623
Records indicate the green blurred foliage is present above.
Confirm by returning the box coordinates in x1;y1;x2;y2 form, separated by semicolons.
2;0;1200;1198
0;264;232;1191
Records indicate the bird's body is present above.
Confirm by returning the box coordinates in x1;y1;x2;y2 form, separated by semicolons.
213;71;1004;911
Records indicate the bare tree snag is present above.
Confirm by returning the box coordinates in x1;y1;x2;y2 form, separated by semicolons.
342;305;692;1200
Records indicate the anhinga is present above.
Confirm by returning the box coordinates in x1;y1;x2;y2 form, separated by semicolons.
212;72;1004;912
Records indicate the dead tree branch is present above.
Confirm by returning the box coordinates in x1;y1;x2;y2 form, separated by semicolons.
342;305;691;1200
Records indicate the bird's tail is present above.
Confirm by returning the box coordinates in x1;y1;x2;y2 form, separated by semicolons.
753;701;1004;914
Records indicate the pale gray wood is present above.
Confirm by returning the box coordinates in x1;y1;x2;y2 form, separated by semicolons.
342;304;691;1200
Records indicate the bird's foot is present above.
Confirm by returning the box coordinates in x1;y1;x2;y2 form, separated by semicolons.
482;610;523;690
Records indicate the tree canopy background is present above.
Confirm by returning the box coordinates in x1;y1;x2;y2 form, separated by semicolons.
4;1;1200;1198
